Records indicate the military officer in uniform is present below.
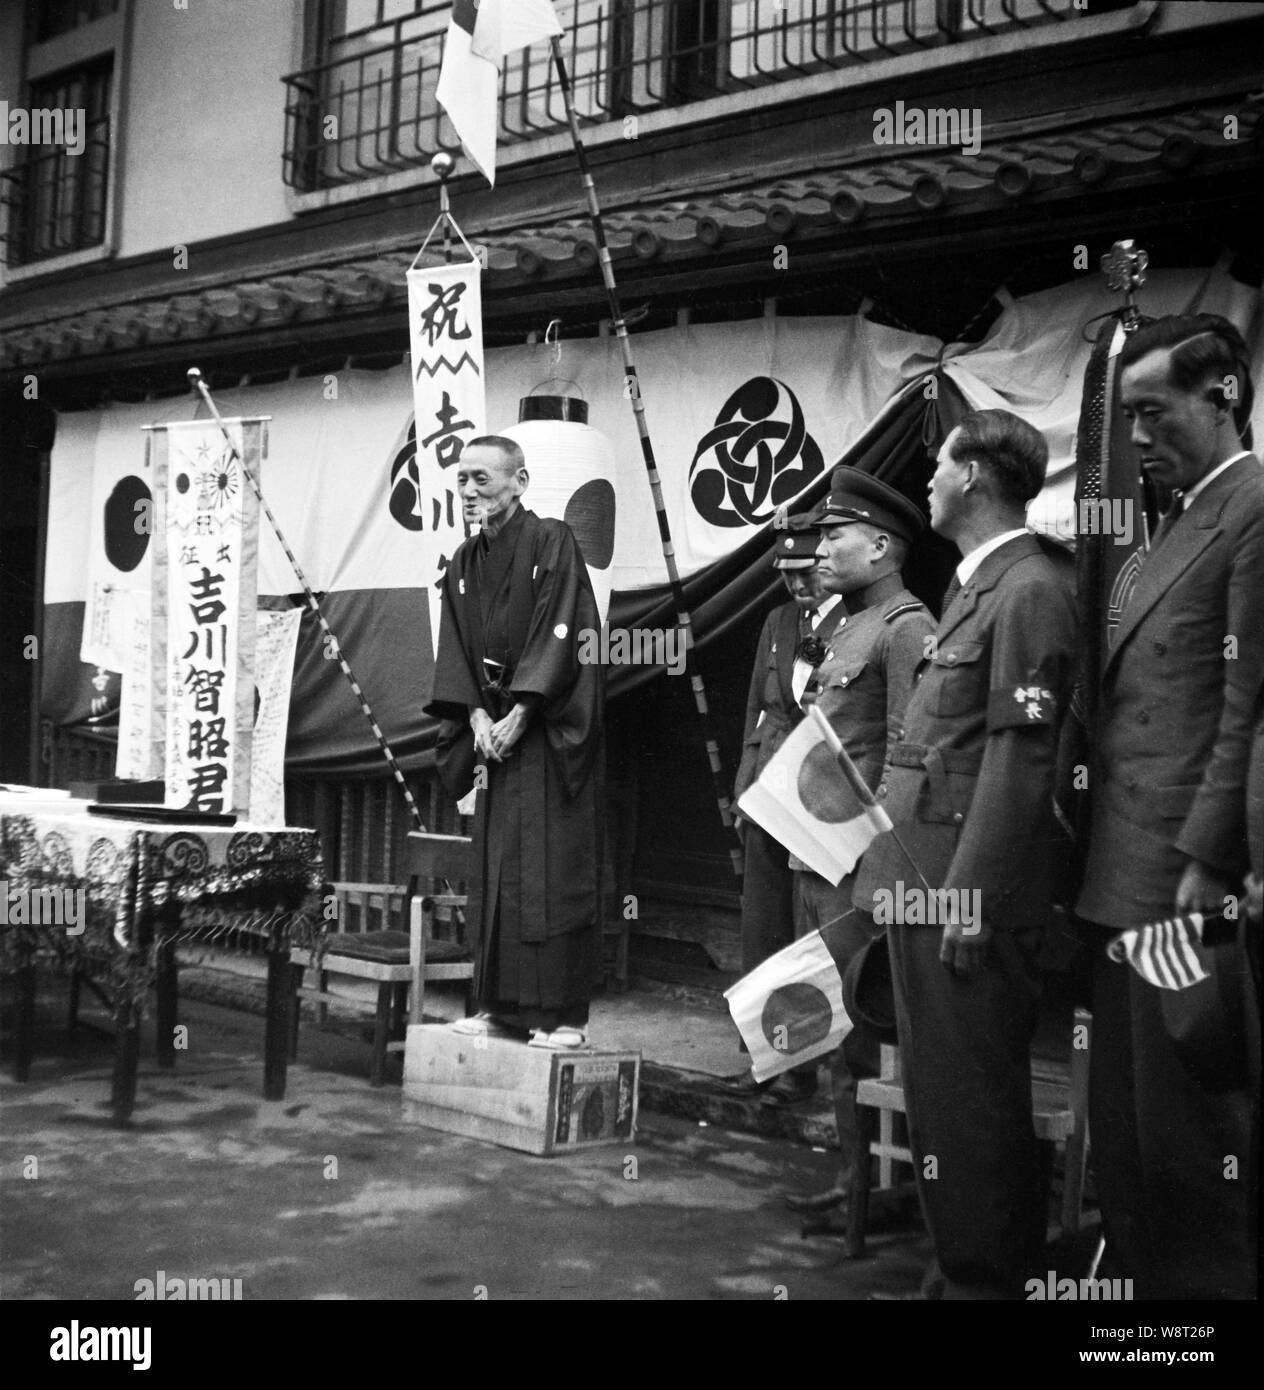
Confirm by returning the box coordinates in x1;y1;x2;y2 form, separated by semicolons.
734;517;848;1104
854;408;1077;1298
783;468;935;1216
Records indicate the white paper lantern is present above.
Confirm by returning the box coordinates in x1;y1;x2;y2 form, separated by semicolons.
503;394;617;623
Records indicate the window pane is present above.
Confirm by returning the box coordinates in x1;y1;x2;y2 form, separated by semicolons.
14;59;112;261
34;0;119;43
326;0;425;41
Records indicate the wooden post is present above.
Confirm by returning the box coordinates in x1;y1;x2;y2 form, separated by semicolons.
263;941;292;1100
110;1001;141;1127
369;982;393;1088
155;933;178;1069
66;965;81;1036
846;1103;877;1258
287;962;305;1062
14;956;36;1082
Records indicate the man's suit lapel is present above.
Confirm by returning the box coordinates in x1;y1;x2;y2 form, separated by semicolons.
1105;457;1257;673
1105;514;1218;667
774;602;800;707
936;534;1040;642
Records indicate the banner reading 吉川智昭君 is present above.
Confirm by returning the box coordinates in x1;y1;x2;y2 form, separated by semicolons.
406;260;486;657
150;419;262;814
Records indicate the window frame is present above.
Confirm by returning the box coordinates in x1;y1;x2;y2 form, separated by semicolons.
1;0;128;284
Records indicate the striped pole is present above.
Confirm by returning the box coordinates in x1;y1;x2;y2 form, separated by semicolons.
186;368;427;834
549;37;742;878
809;703;932;895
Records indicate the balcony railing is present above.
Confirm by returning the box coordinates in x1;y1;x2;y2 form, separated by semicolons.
0;118;111;266
283;0;1112;193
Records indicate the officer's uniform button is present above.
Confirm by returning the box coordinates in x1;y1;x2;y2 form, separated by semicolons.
840;677;849;687
952;812;964;825
945;653;957;665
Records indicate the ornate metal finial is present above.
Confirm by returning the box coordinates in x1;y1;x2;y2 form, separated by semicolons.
1100;239;1149;331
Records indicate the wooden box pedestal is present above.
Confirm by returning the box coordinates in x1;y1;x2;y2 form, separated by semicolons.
402;1024;640;1156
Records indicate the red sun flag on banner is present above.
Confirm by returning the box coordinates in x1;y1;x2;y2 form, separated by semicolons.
436;0;563;185
737;704;893;886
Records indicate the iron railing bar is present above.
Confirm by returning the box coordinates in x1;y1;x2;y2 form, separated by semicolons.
331;79;355;182
868;0;900;56
643;0;667;105
386;29;405;165
807;0;830;63
401;51;428;161
967;0;998;37
278;0;1089;192
777;1;814;78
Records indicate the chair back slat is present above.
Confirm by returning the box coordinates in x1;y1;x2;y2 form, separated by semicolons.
402;832;474;882
331;881;406;934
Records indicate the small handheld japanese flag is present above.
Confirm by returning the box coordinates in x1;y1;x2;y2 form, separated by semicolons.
737;704;892;886
436;0;563;185
726;928;853;1082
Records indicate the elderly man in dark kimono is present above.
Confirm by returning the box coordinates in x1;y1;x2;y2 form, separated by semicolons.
425;435;604;1050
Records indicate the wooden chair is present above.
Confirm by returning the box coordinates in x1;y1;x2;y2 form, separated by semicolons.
290;832;475;1085
845;1007;1093;1258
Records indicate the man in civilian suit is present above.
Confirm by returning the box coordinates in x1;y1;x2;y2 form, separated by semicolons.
733;517;847;1104
1076;314;1263;1300
853;408;1077;1298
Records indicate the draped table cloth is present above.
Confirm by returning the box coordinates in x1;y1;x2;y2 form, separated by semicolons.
0;795;328;1125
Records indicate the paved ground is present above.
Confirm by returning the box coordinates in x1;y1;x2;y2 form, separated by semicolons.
1;992;932;1301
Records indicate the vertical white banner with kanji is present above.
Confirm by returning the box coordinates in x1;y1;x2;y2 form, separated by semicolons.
249;607;302;825
150;419;262;814
115;589;159;780
406;259;485;656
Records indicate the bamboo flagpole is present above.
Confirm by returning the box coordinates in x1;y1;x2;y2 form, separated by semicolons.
808;704;932;896
186;368;428;833
547;36;743;878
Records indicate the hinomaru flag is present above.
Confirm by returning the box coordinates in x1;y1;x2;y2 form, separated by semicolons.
406;260;486;657
737;709;892;886
436;0;562;185
726;929;853;1082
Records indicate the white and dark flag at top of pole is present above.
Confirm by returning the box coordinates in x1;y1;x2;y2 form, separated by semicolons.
436;0;563;186
433;0;745;877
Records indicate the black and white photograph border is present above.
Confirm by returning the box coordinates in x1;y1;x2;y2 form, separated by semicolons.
0;0;1259;1353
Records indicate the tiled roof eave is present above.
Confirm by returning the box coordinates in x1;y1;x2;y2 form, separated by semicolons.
1;100;1258;375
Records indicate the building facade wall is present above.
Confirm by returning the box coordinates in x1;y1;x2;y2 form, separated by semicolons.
116;0;294;257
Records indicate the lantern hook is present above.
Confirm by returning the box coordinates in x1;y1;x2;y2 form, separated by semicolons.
544;318;563;366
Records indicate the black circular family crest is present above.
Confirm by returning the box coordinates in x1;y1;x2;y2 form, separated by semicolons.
688;377;824;527
388;418;424;532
